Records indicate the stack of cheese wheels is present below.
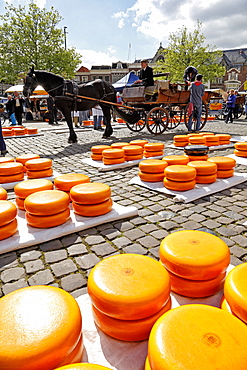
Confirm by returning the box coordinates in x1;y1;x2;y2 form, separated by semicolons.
25;158;53;179
2;128;13;137
184;145;209;161
111;142;130;149
0;162;24;183
139;159;168;182
54;364;113;370
159;230;230;297
0;200;18;240
222;263;247;324
204;134;219;147
54;173;90;200
188;135;206;145
215;133;231;145
0;156;14;164
71;182;112;217
24;190;70;228
162;155;189;166
0;187;7;200
143;143;164;158
188;160;217;184
14;179;54;211
13;127;25;136
163;165;196;191
122;145;143;161
208;156;236;178
129;139;149;147
0;285;83;370
102;148;125;165
27;127;38;135
16;153;40;173
234;142;247;157
173;135;188;147
147;304;247;370
91;145;111;161
88;254;171;342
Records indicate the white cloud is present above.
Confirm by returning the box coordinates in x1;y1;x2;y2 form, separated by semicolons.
76;48;120;70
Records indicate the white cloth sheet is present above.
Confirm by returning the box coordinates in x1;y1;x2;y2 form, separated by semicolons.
230;136;247;142
0;170;61;190
0;202;138;254
129;172;247;203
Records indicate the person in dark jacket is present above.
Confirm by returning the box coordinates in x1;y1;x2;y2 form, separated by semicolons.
183;66;198;90
133;59;154;87
225;90;236;123
6;95;17;126
13;91;25;125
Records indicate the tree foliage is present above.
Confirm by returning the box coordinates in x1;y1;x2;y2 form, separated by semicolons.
155;21;225;84
0;3;82;83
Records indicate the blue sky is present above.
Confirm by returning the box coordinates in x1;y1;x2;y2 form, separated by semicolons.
1;0;247;69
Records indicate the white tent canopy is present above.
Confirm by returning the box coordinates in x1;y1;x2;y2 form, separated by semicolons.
5;84;47;95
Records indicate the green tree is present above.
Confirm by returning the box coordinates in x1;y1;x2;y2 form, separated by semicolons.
0;3;82;84
155;21;225;84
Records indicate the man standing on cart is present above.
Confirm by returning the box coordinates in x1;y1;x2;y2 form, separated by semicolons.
183;66;198;90
188;74;205;133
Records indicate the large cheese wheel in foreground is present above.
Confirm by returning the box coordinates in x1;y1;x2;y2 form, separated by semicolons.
0;200;17;226
187;160;217;175
0;285;82;370
148;304;247;370
139;159;168;173
14;179;54;198
26;207;70;228
163;177;196;191
224;263;247;324
54;173;90;192
91;145;111;154
0;162;23;175
25;158;52;170
208;156;236;169
24;190;70;215
70;183;111;205
0;218;18;240
162;155;189;166
92;297;171;342
16;153;40;165
160;230;230;280
88;254;171;320
72;198;113;217
55;364;113;369
0;187;7;200
27;168;53;179
0;173;24;183
165;165;196;181
139;171;165;182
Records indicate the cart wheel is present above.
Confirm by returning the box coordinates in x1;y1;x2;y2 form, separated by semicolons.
167;107;183;129
125;111;146;132
146;107;169;135
184;102;208;131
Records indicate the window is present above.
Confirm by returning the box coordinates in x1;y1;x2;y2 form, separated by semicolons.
81;76;88;82
105;76;110;82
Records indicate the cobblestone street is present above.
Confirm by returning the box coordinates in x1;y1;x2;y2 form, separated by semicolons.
1;118;247;298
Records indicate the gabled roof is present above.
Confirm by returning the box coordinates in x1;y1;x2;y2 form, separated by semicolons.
77;66;90;72
222;48;247;68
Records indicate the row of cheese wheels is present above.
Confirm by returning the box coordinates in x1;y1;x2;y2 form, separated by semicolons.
234;141;247;157
2;126;38;136
173;132;231;147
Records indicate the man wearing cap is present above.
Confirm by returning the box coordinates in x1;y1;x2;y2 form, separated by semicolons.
187;74;205;133
133;59;154;87
183;66;198;90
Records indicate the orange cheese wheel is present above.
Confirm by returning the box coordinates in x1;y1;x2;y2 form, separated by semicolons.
217;169;234;178
159;230;230;280
143;150;164;158
90;153;102;161
26;207;70;228
208;156;236;169
129;139;149;147
16;153;40;165
2;132;13;137
55;363;113;370
162;155;189;166
70;182;111;205
139;171;165;182
13;128;25;135
25;158;52;171
0;200;17;226
91;145;111;154
219;140;230;145
188;136;206;145
187;133;204;137
102;148;124;159
14;179;54;198
111;142;130;149
0;187;7;200
224;263;247;324
0;173;24;184
139;159;168;173
27;128;38;135
195;173;217;184
234;142;247;151
215;134;231;141
92;297;171;342
173;141;188;147
122;145;143;155
234;149;247;157
165;165;196;181
0;285;82;370
201;132;214;136
187;160;217;175
173;135;189;142
206;141;219;147
54;334;83;368
26;168;53;179
125;154;143;161
148;304;247;370
24;190;70;216
186;154;208;161
144;143;164;152
0;218;18;240
102;157;125;165
167;268;226;298
204;135;217;141
163;177;196;191
54;174;90;192
73;198;113;217
16;196;25;210
0;157;15;164
0;162;23;175
88;254;171;320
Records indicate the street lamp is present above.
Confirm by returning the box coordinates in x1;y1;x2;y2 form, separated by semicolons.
64;26;68;50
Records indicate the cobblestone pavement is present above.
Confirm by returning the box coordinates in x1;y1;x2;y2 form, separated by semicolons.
0;118;247;298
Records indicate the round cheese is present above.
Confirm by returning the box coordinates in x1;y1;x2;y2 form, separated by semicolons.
13;128;25;135
144;143;164;152
139;159;168;173
185;154;208;161
73;198;113;217
53;334;83;368
0;218;18;240
0;187;7;200
165;165;196;181
16;153;40;165
0;162;23;175
27;168;53;179
27;128;38;135
187;160;217;175
125;154;143;161
91;145;111;154
103;157;125;165
173;141;188;147
14;179;54;198
129;139;149;147
217;169;234;178
25;158;52;171
122;145;143;155
188;136;206;145
208;156;236;169
195;173;217;184
159;230;230;280
54;174;90;192
0;157;15;164
139;171;165;182
0;173;24;183
163;177;196;191
102;148;124;159
16;196;25;210
26;207;70;228
187;133;204;137
0;200;17;226
162;155;189;166
215;134;231;141
70;183;111;205
91;153;102;161
111;142;130;149
234;149;247;157
173;135;189;142
88;254;171;320
0;285;82;370
234;142;247;151
201;132;214;136
148;304;247;370
24;190;70;216
218;140;230;145
143;150;164;158
204;135;217;141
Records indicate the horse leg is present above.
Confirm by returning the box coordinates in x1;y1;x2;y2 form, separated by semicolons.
62;108;77;143
101;107;113;138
